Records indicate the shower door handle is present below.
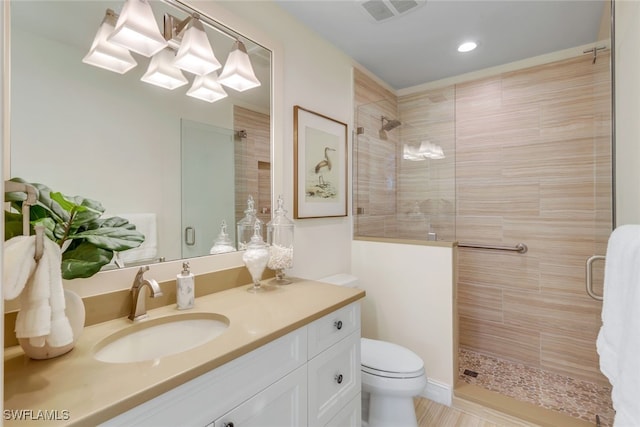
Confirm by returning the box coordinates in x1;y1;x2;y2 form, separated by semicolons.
585;255;605;301
184;226;196;246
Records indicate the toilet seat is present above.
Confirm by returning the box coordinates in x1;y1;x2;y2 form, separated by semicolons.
361;338;425;378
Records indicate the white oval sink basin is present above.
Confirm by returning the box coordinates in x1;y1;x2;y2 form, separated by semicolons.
94;312;229;363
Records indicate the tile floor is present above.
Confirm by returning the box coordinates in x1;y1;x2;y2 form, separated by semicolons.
414;397;505;427
458;349;615;426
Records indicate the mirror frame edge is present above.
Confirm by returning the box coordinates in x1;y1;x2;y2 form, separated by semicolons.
1;0;284;298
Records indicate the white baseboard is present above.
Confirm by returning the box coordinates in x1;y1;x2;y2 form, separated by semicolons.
420;379;452;406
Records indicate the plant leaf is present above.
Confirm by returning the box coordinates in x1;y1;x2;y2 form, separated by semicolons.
30;183;69;223
69;227;145;251
100;216;133;228
32;217;57;242
61;242;113;280
50;192;103;234
4;211;24;240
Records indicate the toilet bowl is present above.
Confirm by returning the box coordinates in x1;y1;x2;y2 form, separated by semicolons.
361;337;427;427
320;274;427;427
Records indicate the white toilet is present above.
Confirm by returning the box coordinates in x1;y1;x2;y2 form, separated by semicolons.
320;274;427;427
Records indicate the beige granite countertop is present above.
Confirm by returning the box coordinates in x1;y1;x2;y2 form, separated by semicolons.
4;278;365;426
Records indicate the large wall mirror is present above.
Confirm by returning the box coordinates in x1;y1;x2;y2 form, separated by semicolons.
7;0;272;271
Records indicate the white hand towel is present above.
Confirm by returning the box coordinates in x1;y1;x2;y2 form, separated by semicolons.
41;238;73;348
3;236;37;300
596;224;640;427
4;235;74;349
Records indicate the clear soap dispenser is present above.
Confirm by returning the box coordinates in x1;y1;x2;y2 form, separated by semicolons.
267;195;294;285
176;261;195;310
237;195;263;250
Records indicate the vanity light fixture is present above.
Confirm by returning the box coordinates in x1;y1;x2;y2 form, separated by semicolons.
217;40;261;92
140;48;188;90
82;9;137;74
170;14;222;76
186;72;228;103
83;1;262;102
108;0;168;57
457;41;478;53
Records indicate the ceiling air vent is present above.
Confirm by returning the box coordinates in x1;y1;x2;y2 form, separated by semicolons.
359;0;425;23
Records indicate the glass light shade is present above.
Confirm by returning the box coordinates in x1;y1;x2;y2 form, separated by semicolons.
141;48;188;90
108;0;168;57
83;13;137;74
173;18;221;76
186;72;228;103
218;40;261;92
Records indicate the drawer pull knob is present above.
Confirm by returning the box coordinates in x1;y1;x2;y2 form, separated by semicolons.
335;373;343;384
223;423;234;427
334;320;343;330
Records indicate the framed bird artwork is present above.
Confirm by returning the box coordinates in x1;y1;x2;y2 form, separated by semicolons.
293;105;348;219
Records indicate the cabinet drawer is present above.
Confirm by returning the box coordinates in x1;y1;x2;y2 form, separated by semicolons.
308;331;361;427
308;302;360;358
213;365;307;427
325;392;361;427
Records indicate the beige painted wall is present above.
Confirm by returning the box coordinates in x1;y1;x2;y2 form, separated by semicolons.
351;240;456;405
221;1;355;281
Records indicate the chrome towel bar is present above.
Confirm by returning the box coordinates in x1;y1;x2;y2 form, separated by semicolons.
458;242;528;254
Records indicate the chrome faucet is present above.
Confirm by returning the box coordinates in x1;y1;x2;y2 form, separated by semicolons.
128;266;163;321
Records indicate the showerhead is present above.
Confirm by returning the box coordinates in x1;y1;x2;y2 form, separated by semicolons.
381;116;401;131
379;116;401;140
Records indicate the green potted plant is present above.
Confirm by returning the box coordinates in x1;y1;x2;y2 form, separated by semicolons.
4;177;145;279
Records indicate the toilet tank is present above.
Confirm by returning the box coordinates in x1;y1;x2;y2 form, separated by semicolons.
319;274;359;288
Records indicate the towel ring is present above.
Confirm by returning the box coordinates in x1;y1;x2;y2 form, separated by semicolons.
4;180;44;262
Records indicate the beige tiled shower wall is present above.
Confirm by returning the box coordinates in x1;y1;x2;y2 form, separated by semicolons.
397;88;456;240
234;106;271;229
354;52;612;385
454;53;611;386
353;70;400;237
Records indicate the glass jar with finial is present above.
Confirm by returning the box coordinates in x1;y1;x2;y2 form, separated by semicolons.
267;195;294;285
242;222;270;292
209;220;236;254
237;195;263;250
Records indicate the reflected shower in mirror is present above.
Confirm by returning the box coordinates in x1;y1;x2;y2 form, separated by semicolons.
8;0;272;270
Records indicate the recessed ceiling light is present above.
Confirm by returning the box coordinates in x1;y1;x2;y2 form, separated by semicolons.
457;41;477;53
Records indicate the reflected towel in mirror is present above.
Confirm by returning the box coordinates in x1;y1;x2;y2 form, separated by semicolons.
113;213;158;264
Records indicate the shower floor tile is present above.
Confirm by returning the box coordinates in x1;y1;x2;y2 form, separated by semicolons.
458;349;615;426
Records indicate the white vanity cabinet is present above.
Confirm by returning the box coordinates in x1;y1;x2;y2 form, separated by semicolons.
100;302;361;427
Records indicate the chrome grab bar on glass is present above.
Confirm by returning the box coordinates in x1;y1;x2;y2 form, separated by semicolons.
458;242;528;254
586;255;605;301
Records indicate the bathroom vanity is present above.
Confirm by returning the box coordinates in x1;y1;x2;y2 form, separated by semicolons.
3;279;364;426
